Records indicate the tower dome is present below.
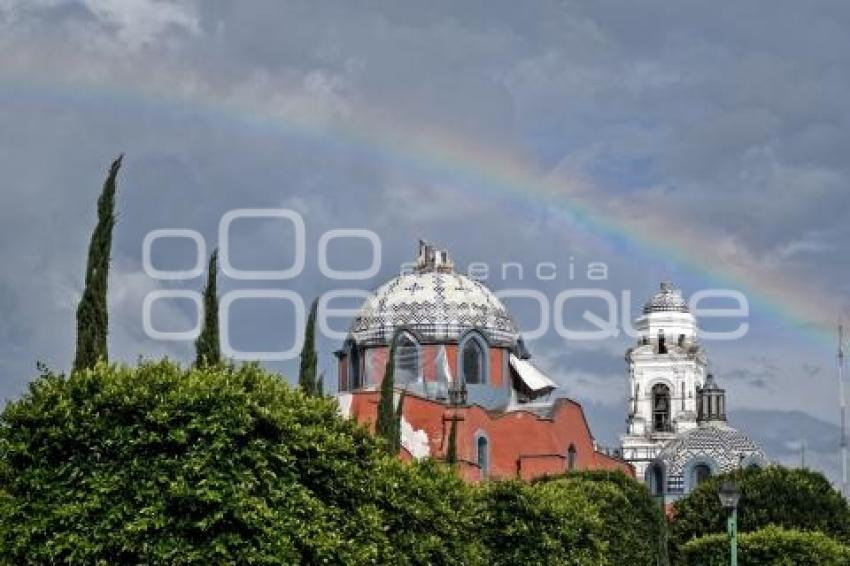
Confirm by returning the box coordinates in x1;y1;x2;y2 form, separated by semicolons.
645;372;768;498
655;423;767;491
643;281;689;314
659;373;764;472
348;242;520;347
633;280;699;344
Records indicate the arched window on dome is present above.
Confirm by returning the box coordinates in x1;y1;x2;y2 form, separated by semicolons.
461;334;487;385
394;332;420;384
692;463;712;486
567;444;577;471
476;433;490;478
652;384;671;432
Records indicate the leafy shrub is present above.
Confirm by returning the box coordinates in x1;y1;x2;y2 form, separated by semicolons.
538;471;669;565
376;457;484;564
0;360;694;565
681;525;850;565
670;465;850;558
0;361;480;564
476;478;608;565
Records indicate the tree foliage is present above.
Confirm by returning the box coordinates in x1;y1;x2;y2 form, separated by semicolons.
446;413;458;465
297;298;320;396
670;466;850;558
194;249;220;367
680;525;850;565
475;478;608;565
538;471;669;565
0;361;470;564
376;458;484;564
376;339;401;454
73;155;122;372
0;359;750;564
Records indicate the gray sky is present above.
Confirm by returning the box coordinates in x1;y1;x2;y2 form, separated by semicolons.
1;0;849;484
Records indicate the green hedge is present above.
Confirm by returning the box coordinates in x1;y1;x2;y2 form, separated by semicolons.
475;478;609;565
681;525;850;565
2;360;735;564
537;471;669;566
375;457;484;564
0;361;483;564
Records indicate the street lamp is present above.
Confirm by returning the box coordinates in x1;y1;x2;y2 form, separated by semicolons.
718;480;741;566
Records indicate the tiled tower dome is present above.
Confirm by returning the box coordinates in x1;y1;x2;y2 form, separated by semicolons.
651;373;767;494
656;423;767;478
643;280;689;314
348;241;520;347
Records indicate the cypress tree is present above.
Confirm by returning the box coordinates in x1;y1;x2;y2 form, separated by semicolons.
446;414;458;465
297;298;319;396
73;155;122;373
376;336;400;453
394;390;405;454
194;249;221;367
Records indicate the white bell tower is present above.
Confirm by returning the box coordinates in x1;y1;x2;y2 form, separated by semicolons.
621;282;708;480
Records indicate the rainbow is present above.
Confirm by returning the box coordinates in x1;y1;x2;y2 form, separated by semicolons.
0;73;840;346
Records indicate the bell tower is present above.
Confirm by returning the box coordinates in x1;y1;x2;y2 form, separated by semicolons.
621;282;708;480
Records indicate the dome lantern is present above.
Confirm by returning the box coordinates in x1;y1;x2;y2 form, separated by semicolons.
697;373;727;423
415;240;455;274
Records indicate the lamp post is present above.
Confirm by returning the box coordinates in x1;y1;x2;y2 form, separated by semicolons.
718;480;741;566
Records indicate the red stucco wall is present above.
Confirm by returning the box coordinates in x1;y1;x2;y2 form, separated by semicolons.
340;390;633;482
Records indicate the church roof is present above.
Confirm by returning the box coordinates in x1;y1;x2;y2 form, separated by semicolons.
643;281;689;314
657;422;766;476
348;242;520;346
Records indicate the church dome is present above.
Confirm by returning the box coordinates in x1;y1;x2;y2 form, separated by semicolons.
643;281;689;314
348;242;520;347
657;422;766;478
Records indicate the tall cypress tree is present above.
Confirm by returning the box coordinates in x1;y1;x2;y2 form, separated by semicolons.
376;336;401;454
394;389;405;453
446;414;458;465
298;298;319;396
194;249;221;367
73;155;122;373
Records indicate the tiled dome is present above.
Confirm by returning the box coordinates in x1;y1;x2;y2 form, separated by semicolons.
643;281;689;314
349;271;520;346
348;242;520;346
657;422;766;477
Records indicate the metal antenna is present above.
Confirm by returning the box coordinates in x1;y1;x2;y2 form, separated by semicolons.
840;323;847;498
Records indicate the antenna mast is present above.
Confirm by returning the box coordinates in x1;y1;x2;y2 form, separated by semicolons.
840;323;847;498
